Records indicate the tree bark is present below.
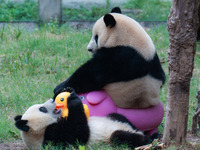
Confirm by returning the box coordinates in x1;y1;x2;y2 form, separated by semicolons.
163;0;198;144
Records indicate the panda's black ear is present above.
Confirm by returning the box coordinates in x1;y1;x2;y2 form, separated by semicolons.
14;115;22;121
103;14;116;28
15;118;30;132
111;7;122;14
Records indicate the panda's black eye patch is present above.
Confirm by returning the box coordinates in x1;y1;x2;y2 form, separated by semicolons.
95;35;98;44
39;107;48;113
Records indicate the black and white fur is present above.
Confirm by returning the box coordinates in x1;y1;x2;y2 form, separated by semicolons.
54;7;165;109
15;92;89;149
15;92;156;149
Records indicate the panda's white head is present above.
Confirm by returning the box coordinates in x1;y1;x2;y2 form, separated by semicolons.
14;99;62;149
87;7;155;60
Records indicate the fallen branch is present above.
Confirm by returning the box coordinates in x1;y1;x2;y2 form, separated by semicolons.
135;140;165;150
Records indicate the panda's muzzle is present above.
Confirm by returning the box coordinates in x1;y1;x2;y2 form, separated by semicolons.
53;108;62;115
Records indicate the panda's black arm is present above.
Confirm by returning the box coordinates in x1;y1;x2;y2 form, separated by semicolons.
54;46;148;94
44;92;89;146
54;46;164;94
53;55;108;95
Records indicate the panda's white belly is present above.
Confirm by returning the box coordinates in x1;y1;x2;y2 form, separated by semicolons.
88;117;141;144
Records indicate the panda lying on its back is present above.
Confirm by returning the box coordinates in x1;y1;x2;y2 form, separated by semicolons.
15;92;157;149
54;7;165;109
15;93;89;149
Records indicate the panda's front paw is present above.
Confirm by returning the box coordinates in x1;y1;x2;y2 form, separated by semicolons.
53;87;63;100
65;87;74;93
54;85;63;94
53;87;74;100
54;79;70;94
67;92;82;109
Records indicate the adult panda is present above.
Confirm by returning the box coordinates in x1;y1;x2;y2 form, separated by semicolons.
14;92;156;149
54;7;165;109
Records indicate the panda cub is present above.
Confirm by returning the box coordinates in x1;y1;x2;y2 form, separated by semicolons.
15;92;156;149
54;7;165;109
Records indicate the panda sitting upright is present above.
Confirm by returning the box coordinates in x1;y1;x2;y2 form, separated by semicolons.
15;91;157;149
54;7;165;109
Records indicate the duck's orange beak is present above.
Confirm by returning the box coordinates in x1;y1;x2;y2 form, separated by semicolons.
56;103;64;109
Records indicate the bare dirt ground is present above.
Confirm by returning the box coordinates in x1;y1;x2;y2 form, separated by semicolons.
185;132;200;149
0;140;26;150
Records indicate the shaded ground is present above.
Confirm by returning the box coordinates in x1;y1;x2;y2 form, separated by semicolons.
185;132;200;149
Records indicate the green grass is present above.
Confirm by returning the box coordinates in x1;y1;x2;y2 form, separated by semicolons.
0;0;171;22
41;142;131;150
0;22;199;149
64;0;172;21
0;0;38;21
0;23;91;140
62;6;110;21
124;0;172;21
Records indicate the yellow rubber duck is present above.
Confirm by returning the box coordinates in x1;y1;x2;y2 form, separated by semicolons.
55;91;89;119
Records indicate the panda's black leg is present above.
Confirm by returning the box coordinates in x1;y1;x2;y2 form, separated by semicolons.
110;130;149;148
107;113;137;130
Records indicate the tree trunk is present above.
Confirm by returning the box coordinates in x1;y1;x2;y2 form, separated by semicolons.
163;0;198;144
